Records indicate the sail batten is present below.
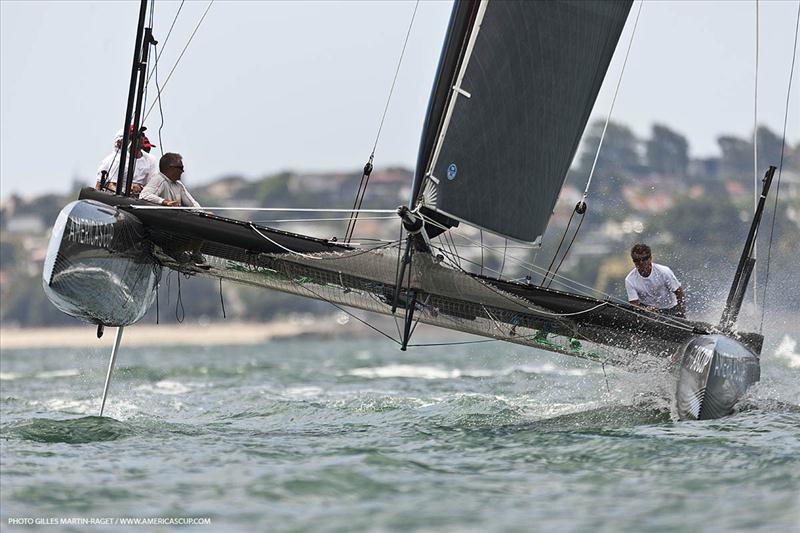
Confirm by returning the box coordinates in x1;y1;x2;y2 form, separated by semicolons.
414;0;633;243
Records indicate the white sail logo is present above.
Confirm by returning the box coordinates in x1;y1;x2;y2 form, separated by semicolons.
447;163;457;180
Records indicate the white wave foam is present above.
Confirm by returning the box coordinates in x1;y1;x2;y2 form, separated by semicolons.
348;365;473;380
509;363;592;377
36;369;81;379
284;386;324;398
135;380;192;395
346;362;594;380
31;398;140;419
773;335;800;369
0;369;81;381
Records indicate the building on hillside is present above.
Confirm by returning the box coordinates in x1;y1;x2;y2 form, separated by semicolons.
5;215;45;235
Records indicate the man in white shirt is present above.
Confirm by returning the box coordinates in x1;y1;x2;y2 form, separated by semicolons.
139;152;207;267
139;152;201;208
95;126;158;196
625;243;686;318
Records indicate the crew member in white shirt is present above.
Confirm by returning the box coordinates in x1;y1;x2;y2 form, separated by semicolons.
625;243;686;318
95;126;158;196
139;152;201;208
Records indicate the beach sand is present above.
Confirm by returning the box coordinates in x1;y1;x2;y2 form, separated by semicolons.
0;317;343;350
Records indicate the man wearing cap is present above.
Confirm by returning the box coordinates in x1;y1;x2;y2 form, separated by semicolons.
95;125;158;196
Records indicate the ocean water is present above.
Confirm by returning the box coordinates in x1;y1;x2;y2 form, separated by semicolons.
1;333;799;532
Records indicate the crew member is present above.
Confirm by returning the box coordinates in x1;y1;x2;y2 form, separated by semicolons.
139;152;201;208
625;243;686;317
95;126;158;195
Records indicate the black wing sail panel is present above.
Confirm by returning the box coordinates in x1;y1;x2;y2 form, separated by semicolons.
420;0;632;243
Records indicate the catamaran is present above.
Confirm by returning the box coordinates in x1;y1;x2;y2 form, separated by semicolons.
42;0;788;420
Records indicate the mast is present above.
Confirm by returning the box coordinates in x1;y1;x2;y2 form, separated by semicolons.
124;27;157;196
116;0;155;196
719;165;776;332
410;0;480;210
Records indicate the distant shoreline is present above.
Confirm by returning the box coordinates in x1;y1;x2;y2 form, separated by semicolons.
0;317;344;350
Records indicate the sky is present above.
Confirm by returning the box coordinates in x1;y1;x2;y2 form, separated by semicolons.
1;0;798;199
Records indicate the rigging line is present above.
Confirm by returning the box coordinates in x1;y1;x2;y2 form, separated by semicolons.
219;277;226;319
130;206;397;213
151;3;186;154
347;0;418;243
480;230;484;276
759;1;799;334
251;215;397;223
425;218;658;318
436;233;540;250
433;250;612;318
446;231;462;269
447;242;538;251
248;227;399;262
283;271;400;345
437;233;456;264
344;162;372;243
145;0;185;87
337;240;403;249
421;213;617;303
466;259;691;330
482;304;510;336
175;274;185;323
154;43;166;156
407;294;431;340
753;0;760;309
393;224;405;337
408;320;619;365
582;0;644;198
249;223;335;260
427;221;691;331
371;0;420;155
545;214;586;289
409;338;500;347
499;239;508;278
542;206;578;286
539;0;644;289
143;0;214;123
142;0;154;118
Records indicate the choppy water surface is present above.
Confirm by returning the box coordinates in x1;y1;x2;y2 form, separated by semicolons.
2;334;799;531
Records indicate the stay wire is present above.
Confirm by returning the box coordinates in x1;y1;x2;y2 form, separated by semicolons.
284;272;400;345
144;0;214;123
479;230;484;276
151;1;184;154
344;158;374;243
346;1;419;242
542;207;578;285
545;214;586;289
499;239;508;277
371;0;420;156
175;274;185;323
155;281;160;324
541;1;643;285
582;0;643;198
759;1;799;334
420;213;693;332
146;0;185;87
219;277;227;319
753;0;760;309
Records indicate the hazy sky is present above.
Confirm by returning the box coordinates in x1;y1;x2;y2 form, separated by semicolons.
1;0;798;199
